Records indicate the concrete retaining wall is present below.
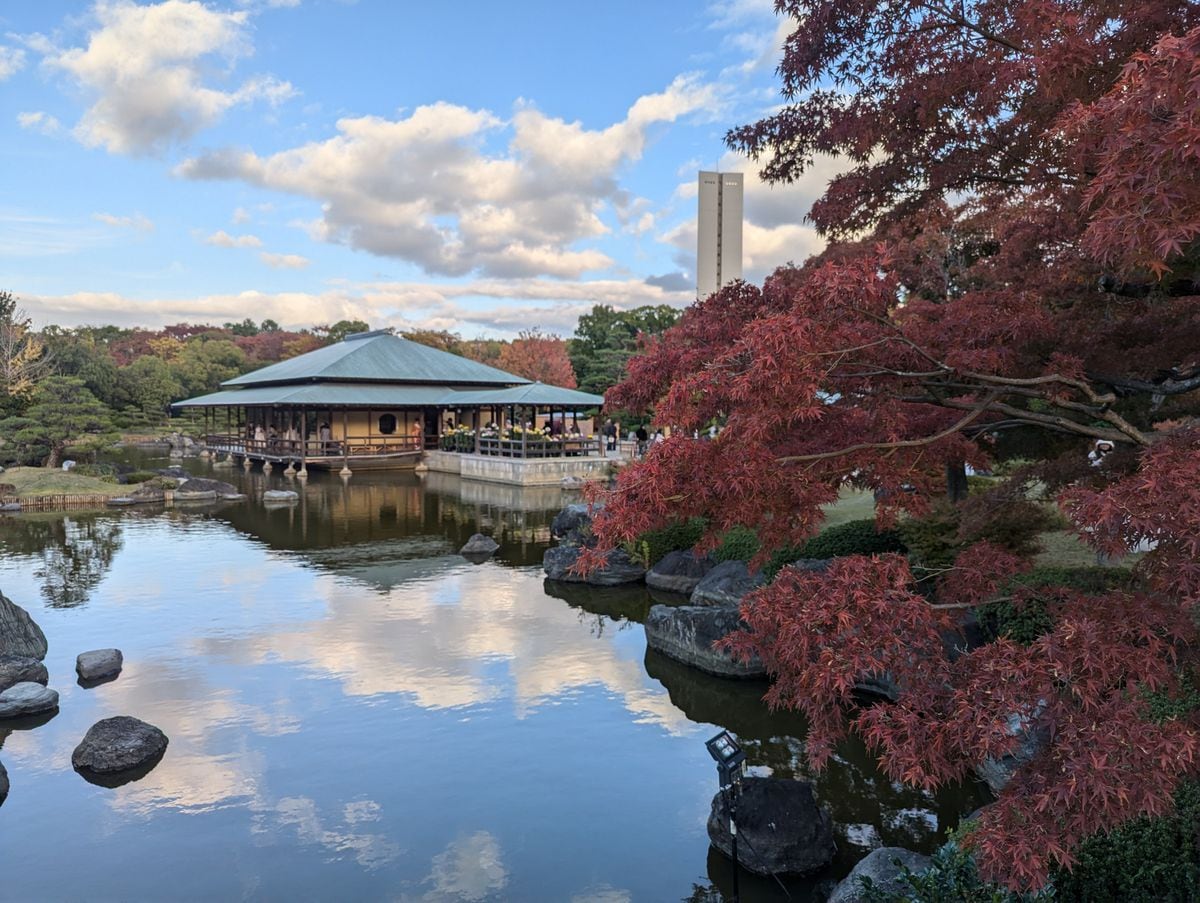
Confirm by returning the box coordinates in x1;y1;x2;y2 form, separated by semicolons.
423;451;610;486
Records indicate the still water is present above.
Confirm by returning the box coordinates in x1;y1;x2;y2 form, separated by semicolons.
0;461;988;901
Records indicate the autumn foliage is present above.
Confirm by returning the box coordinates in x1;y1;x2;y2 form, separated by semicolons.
496;328;578;387
587;2;1200;891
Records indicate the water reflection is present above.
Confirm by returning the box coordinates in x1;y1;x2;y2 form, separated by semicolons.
0;458;987;901
0;513;124;608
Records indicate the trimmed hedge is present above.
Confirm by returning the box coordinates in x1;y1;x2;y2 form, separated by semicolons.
632;518;708;566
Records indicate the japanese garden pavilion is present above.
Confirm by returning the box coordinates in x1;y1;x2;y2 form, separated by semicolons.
173;329;606;471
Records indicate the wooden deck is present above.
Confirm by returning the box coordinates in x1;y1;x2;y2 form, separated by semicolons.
203;434;423;470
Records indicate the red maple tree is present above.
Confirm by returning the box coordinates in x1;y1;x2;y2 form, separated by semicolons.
497;329;578;388
586;3;1200;890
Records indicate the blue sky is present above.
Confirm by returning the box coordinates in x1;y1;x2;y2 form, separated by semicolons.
0;0;831;337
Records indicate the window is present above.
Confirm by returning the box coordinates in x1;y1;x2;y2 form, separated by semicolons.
378;413;397;435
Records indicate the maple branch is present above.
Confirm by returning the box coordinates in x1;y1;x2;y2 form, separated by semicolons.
915;1;1028;54
1089;369;1200;398
775;394;997;464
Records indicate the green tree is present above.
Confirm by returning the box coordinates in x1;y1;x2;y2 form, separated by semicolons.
318;319;371;344
115;355;181;421
169;337;247;397
39;327;121;408
0;376;118;467
568;304;680;395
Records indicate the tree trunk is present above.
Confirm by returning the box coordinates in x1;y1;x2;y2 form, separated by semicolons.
946;461;969;504
45;442;64;469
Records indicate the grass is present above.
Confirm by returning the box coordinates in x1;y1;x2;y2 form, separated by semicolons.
820;487;876;528
1;466;127;498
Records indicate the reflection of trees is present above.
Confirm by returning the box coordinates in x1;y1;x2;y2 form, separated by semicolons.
0;514;123;608
644;649;991;863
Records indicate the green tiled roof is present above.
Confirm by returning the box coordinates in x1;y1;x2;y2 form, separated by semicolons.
174;381;604;409
175;384;462;408
221;330;530;388
447;382;604;407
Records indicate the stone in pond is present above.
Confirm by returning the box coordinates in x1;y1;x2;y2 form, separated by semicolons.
460;533;500;559
550;503;595;542
644;605;765;679
542;544;645;586
645;549;715;595
263;490;299;504
0;682;59;719
0;591;48;660
0;655;48;693
72;716;169;776
76;648;123;682
827;847;931;903
689;560;766;608
707;777;836;876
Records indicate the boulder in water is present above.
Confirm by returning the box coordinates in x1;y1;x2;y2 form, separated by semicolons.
828;847;931;902
543;544;645;586
0;655;48;693
646;549;716;595
550;504;596;543
0;592;47;660
643;605;765;679
460;533;500;559
707;777;836;876
689;560;766;607
263;490;299;504
76;649;123;682
72;716;169;775
0;682;58;719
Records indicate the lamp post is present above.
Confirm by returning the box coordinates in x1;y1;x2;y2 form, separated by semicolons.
706;730;746;902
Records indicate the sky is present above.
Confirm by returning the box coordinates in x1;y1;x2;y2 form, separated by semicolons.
0;0;832;338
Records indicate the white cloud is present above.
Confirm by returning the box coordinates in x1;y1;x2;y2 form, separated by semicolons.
23;275;692;336
92;211;155;232
231;206;251;224
16;111;61;136
177;75;721;278
204;229;262;248
0;45;26;80
260;251;309;269
39;0;296;155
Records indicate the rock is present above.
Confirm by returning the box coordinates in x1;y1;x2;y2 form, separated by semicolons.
263;490;299;504
76;648;123;682
460;533;500;558
0;503;20;513
827;847;931;903
975;709;1048;793
855;673;900;702
72;716;169;775
550;503;597;542
707;777;836;876
646;549;716;595
689;560;766;608
0;682;59;719
560;475;587;490
0;655;48;693
156;466;189;479
220;492;247;501
177;477;239;496
0;759;7;805
106;497;146;507
542;545;645;586
0;592;48;660
644;605;766;678
174;489;217;501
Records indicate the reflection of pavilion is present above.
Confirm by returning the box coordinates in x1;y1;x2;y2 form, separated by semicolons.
174;329;606;481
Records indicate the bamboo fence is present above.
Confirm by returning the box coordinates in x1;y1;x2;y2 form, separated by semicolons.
0;494;118;512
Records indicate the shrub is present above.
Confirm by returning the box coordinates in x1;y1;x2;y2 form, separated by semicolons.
121;470;159;485
799;518;906;559
1051;778;1200;902
712;525;760;562
977;566;1136;644
899;503;962;573
632;517;707;566
860;837;1050;902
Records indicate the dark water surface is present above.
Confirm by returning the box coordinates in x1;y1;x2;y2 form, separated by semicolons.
0;461;989;902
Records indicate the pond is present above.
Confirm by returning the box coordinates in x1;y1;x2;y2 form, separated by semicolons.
0;459;989;901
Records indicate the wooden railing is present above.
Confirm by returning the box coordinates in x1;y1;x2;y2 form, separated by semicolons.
203;434;422;459
476;436;603;458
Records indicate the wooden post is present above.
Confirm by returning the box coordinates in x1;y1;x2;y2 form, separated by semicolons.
341;409;351;476
298;410;308;478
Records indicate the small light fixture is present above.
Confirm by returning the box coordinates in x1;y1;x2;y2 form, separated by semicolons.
706;730;746;788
